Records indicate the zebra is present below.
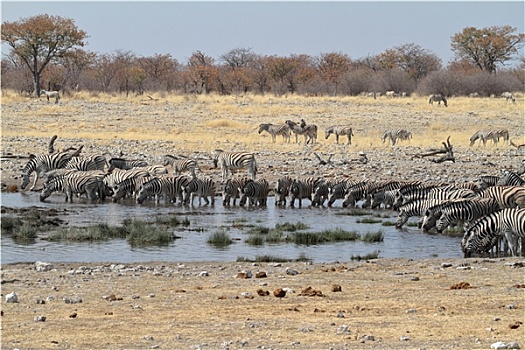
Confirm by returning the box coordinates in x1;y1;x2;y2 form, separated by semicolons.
136;176;189;204
474;175;500;192
422;197;500;233
497;170;525;187
258;123;291;143
488;129;510;145
325;126;354;145
518;159;525;176
275;176;294;207
111;174;152;202
381;129;412;146
181;178;216;206
39;171;102;202
289;177;322;208
312;179;343;206
144;164;169;177
428;94;447;107
370;189;399;209
396;199;447;229
222;177;250;206
40;89;60;104
500;92;515;103
394;185;476;209
65;154;107;171
212;149;257;182
285;120;318;144
107;158;148;171
163;154;200;178
239;178;270;206
103;168;151;192
480;186;525;209
462;208;525;257
327;180;365;207
21;148;83;191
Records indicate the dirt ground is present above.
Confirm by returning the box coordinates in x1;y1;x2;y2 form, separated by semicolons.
1;258;524;349
1;94;524;349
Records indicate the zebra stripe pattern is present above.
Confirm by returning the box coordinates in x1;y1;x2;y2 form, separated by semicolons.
136;176;190;204
40;89;60;104
480;186;525;209
285;120;318;144
396;199;447;229
289;177;322;208
111;174;152;202
212;149;257;182
182;178;216;205
497;170;525;187
275;176;293;207
39;171;103;202
258;123;291;143
21;149;81;191
381;129;412;146
108;158;148;171
470;129;508;147
163;154;200;177
325;126;354;145
462;208;525;257
223;177;250;206
65;154;107;171
239;178;270;206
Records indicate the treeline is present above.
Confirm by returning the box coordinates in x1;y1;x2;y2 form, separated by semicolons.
2;47;524;98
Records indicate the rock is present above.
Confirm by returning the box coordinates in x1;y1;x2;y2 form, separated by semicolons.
35;261;54;272
273;288;286;298
285;267;299;275
331;284;342;292
5;292;18;303
199;271;209;277
236;270;252;279
256;289;269;296
255;271;267;278
34;315;46;322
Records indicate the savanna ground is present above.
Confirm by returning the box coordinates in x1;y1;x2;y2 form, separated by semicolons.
1;91;525;349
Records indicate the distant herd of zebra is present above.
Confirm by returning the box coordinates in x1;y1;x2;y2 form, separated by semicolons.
18;138;525;257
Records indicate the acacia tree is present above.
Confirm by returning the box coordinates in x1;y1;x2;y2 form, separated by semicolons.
317;52;350;96
376;43;441;81
451;26;525;73
1;14;88;97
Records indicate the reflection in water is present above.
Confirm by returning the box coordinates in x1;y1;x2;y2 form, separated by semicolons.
1;192;463;264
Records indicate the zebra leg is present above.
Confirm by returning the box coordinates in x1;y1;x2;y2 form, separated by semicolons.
504;230;519;257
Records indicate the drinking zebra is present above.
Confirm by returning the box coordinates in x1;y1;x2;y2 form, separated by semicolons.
136;176;189;204
394;185;476;209
111;174;153;202
21;148;83;191
212;149;257;182
325;126;354;145
107;158;148;171
469;130;508;147
275;175;293;207
462;208;525;257
285;120;318;144
40;89;60;104
39;171;103;202
381;129;412;146
396;199;447;229
327;180;365;207
163;154;200;178
421;197;500;233
239;178;270;206
428;94;447;107
258;123;291;143
222;177;250;206
289;177;322;208
370;189;398;209
182;178;216;206
312;179;342;206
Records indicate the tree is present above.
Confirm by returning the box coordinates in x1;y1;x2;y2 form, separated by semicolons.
317;52;350;96
451;26;525;73
376;43;441;81
1;14;88;97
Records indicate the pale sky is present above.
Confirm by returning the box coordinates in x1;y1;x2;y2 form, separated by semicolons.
2;1;524;66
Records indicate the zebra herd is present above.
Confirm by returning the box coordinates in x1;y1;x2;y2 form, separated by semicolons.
19;137;525;257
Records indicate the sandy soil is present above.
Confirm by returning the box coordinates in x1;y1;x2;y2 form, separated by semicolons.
1;258;524;349
1;94;524;349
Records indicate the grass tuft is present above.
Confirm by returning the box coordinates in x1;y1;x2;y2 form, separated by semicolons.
361;230;385;243
350;250;380;260
207;230;233;247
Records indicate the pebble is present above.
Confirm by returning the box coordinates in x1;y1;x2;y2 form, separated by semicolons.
5;292;19;303
34;315;46;322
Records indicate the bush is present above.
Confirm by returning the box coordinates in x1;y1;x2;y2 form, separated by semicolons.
207;230;232;247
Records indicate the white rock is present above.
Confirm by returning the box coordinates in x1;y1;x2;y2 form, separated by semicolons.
35;261;54;272
5;292;18;303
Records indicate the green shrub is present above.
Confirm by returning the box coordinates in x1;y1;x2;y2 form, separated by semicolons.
275;221;309;232
361;230;385;243
207;230;232;247
245;234;265;246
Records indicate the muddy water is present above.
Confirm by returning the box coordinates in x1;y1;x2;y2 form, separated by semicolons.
1;192;463;264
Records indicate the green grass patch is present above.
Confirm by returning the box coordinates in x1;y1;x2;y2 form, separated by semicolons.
207;230;233;247
245;234;265;246
381;221;397;226
356;217;382;224
155;216;190;227
275;221;309;232
124;220;174;246
246;225;271;235
48;223;126;241
236;253;311;263
361;230;385;243
406;222;420;227
292;228;360;245
335;209;373;216
1;216;23;233
350;250;380;260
